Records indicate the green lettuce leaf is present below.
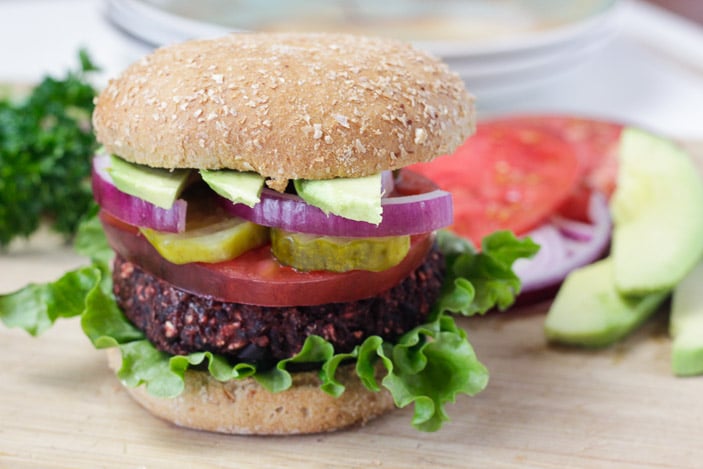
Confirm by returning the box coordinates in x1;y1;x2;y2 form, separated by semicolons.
436;230;539;316
114;340;259;398
73;204;113;267
81;274;142;347
254;335;335;392
0;220;537;431
0;266;99;335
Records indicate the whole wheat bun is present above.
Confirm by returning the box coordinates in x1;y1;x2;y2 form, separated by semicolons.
93;32;475;188
107;348;394;435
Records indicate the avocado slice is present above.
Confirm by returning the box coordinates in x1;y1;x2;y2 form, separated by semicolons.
610;128;703;295
108;155;191;209
670;260;703;376
545;258;668;347
200;169;265;207
294;173;383;225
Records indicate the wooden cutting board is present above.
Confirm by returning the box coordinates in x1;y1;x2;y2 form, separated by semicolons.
1;144;702;469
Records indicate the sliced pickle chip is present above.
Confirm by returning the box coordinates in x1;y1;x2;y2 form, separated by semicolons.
141;215;269;265
271;228;410;272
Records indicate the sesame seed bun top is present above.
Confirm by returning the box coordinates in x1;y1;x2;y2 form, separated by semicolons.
93;32;475;187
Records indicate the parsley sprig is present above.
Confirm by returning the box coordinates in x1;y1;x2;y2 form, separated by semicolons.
0;50;99;247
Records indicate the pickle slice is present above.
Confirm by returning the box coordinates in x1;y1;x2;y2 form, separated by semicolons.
271;229;410;272
141;215;269;264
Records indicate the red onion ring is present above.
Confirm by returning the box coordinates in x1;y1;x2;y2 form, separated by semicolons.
514;191;612;293
220;187;453;237
550;215;595;242
91;154;187;233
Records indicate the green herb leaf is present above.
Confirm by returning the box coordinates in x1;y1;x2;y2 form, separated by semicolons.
0;50;99;247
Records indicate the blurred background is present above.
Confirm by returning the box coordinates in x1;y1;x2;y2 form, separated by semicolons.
0;0;702;139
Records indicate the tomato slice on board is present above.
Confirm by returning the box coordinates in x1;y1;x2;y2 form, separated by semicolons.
409;120;581;245
504;115;623;221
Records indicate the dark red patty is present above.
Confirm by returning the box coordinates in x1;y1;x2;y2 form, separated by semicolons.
112;246;444;367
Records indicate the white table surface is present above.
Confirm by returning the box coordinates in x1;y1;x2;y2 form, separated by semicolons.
1;0;702;140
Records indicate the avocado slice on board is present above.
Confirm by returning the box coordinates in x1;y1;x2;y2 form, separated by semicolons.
545;258;668;348
610;128;703;295
671;260;703;376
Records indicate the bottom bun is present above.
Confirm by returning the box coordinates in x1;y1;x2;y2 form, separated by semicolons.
106;348;395;435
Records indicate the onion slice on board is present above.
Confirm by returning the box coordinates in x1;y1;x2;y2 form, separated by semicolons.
221;173;453;237
92;154;187;233
514;191;611;293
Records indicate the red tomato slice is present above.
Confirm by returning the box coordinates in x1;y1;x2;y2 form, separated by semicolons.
505;115;623;221
409;120;581;245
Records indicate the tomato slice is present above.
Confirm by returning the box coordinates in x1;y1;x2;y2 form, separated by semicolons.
101;210;432;307
547;117;622;221
409;120;581;245
504;115;623;221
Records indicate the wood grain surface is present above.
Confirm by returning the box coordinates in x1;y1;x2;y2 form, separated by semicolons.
1;144;702;469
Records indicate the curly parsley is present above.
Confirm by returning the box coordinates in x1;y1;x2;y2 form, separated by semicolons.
0;50;99;247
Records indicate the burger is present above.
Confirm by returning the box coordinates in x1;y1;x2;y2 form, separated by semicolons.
76;32;531;434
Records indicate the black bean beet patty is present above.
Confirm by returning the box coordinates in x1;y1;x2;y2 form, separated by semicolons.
112;246;444;366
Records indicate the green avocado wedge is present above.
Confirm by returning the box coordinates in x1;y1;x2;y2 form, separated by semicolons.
199;169;265;207
294;173;383;224
545;126;703;363
108;155;191;209
670;260;703;376
610;128;703;295
545;258;668;347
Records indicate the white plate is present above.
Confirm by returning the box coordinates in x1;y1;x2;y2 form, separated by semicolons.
466;34;616;104
106;0;617;52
